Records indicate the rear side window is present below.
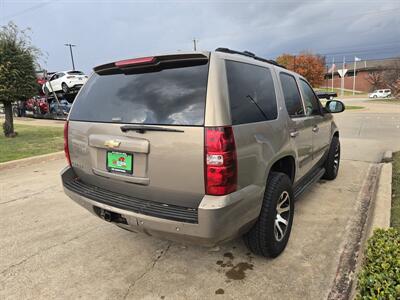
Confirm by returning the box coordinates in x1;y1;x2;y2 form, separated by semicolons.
225;60;277;125
279;73;304;117
69;63;209;126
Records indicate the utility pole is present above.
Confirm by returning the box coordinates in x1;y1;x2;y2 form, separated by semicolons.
64;43;76;70
352;56;360;96
341;56;345;97
331;57;334;91
326;64;328;89
193;38;197;51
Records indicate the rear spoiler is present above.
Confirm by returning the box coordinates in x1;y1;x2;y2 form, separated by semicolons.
315;91;337;99
94;53;209;75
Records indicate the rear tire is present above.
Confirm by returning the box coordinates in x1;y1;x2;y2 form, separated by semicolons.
322;136;340;180
244;172;294;258
62;83;69;94
33;106;41;115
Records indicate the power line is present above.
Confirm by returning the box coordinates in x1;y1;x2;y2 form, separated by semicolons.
327;57;400;65
259;8;400;32
1;0;56;22
321;46;400;56
273;45;400;59
311;41;400;56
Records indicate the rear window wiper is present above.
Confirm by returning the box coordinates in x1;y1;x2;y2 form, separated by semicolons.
120;125;184;134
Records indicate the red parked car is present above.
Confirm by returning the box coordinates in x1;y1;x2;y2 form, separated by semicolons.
25;96;49;114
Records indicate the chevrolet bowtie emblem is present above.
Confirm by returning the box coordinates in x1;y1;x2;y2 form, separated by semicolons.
104;140;121;148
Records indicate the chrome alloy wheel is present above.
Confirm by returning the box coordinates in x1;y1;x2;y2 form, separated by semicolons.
274;191;290;242
333;143;340;173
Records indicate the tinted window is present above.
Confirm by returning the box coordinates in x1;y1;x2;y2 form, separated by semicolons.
67;71;84;75
69;63;209;125
279;73;304;117
226;60;277;125
299;79;321;116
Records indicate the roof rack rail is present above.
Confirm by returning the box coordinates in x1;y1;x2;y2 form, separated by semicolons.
215;47;286;69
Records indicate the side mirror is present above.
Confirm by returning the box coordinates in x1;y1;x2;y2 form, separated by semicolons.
325;100;345;113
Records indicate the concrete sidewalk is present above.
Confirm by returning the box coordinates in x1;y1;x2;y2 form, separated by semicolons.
0;158;370;299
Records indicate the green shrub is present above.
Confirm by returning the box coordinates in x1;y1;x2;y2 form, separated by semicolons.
356;228;400;299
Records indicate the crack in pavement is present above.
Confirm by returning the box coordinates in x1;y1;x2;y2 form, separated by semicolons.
0;185;60;205
341;158;377;163
0;226;97;276
122;242;171;300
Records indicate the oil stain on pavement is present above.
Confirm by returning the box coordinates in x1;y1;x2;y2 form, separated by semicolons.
217;251;254;280
214;250;255;295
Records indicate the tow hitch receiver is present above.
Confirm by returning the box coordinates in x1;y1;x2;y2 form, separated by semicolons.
93;206;128;224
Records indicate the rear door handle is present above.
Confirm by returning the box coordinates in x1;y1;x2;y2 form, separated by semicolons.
312;125;319;133
290;130;300;138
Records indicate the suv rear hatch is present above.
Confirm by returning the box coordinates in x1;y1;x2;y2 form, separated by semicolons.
67;54;210;209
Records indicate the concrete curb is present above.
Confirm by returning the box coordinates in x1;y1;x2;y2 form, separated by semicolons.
382;150;393;163
327;164;382;300
343;107;369;113
0;151;64;171
368;163;392;232
347;162;393;299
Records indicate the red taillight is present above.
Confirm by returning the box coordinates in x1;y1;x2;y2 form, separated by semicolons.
64;121;71;166
115;56;155;67
205;127;237;196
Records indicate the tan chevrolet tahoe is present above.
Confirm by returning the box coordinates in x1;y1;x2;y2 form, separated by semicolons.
61;48;345;257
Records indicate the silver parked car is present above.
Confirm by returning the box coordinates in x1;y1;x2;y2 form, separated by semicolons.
61;48;345;257
368;89;391;98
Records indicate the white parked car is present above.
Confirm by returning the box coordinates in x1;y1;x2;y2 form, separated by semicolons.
368;89;391;98
43;71;88;94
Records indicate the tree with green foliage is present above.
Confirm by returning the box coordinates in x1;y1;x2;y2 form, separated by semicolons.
0;22;40;137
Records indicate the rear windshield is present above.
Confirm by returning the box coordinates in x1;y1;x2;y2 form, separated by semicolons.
69;63;209;126
67;71;84;75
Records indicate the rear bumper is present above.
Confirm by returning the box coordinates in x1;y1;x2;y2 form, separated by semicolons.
68;83;83;90
61;166;263;246
67;79;86;88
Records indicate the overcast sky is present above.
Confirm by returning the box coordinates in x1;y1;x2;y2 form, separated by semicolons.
1;0;399;73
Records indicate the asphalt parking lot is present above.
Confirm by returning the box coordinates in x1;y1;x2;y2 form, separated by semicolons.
335;100;400;162
0;100;399;299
